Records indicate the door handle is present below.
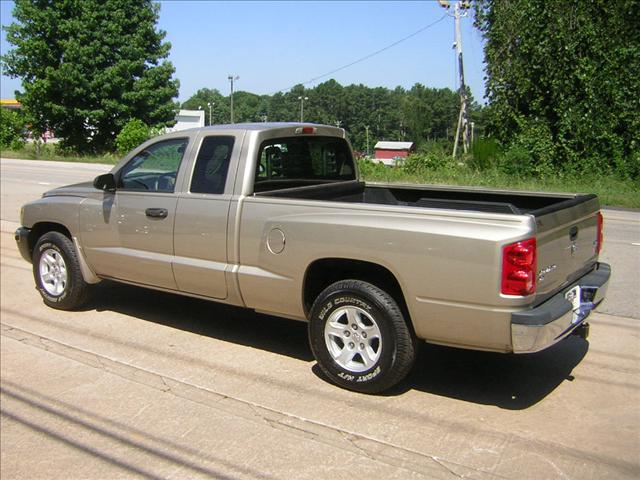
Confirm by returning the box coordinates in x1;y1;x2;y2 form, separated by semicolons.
145;208;168;219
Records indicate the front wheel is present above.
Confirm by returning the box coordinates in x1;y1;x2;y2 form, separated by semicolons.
308;280;416;393
33;232;91;310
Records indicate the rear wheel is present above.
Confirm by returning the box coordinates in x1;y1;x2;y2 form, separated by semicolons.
308;280;416;393
33;232;91;310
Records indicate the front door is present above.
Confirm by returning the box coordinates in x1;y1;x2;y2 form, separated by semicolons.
80;136;189;289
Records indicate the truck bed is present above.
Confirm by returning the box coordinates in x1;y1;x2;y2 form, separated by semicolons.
255;180;595;217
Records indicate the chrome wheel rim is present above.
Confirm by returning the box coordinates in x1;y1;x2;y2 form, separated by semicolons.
324;306;382;373
38;248;68;296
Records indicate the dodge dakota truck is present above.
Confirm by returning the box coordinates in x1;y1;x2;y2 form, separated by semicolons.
15;123;611;393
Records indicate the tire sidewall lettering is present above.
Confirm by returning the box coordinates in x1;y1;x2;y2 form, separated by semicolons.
313;291;394;386
318;296;372;320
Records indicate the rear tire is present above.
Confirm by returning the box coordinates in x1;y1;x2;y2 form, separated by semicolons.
33;232;91;310
309;280;416;393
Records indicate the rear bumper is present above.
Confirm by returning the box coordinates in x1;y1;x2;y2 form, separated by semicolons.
14;227;32;263
511;262;611;353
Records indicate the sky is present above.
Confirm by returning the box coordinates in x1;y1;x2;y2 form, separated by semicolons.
0;1;487;103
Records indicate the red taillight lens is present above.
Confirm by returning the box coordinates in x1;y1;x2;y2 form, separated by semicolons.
501;238;537;296
596;211;604;254
294;126;316;134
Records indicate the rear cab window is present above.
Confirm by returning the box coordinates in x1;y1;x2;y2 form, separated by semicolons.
254;136;355;193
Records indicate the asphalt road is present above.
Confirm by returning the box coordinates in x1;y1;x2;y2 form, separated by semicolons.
1;158;638;479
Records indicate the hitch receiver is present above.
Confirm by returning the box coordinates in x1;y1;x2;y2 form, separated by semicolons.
573;322;590;341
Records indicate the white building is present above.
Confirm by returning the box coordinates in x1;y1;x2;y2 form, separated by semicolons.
167;110;205;132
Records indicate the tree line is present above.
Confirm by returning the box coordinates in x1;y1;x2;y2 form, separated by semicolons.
180;81;484;153
2;0;637;180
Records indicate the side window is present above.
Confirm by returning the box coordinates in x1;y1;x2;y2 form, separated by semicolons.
119;137;188;193
190;136;235;194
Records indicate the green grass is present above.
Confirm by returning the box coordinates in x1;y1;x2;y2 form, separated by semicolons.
2;145;637;209
358;160;640;209
1;144;119;165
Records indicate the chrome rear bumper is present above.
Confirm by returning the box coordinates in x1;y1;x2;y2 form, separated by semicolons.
511;263;611;353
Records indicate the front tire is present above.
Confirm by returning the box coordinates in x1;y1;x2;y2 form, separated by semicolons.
33;232;91;310
309;280;416;393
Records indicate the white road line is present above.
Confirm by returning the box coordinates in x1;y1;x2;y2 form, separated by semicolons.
37;182;51;185
632;243;640;246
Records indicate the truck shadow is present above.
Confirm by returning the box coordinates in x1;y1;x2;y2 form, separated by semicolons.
89;281;314;362
393;338;589;409
89;281;588;409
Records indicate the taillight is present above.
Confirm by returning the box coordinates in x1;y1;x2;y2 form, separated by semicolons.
596;211;604;254
501;238;537;296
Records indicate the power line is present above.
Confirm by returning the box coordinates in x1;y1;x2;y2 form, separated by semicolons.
271;14;448;95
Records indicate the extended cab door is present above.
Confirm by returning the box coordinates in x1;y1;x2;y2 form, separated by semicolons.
172;134;240;299
80;136;190;289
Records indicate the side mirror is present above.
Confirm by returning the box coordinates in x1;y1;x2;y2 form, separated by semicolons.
93;173;116;192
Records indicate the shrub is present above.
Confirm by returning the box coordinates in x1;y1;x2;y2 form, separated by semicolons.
115;119;152;154
498;119;555;177
0;108;28;150
357;158;388;179
404;153;438;174
498;145;535;177
470;138;501;170
612;151;640;181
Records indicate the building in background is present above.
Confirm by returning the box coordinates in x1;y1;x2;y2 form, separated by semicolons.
167;109;204;132
0;99;22;111
372;141;415;166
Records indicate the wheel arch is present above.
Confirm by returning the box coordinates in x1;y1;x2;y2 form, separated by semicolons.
302;258;413;331
28;222;73;257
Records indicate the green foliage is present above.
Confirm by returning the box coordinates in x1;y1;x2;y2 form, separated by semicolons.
470;138;501;170
115;119;153;154
475;0;640;178
356;154;639;209
0;108;28;150
0;143;119;164
2;0;179;154
404;152;456;176
181;80;486;153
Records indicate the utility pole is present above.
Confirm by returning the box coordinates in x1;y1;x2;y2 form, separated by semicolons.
365;125;370;157
298;96;308;122
228;75;239;123
207;102;214;126
439;0;471;159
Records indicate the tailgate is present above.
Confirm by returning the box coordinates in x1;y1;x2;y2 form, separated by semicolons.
533;195;601;301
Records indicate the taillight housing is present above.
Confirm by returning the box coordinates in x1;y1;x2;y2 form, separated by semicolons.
596;211;604;254
501;238;537;296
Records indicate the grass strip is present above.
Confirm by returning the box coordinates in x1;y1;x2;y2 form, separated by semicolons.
2;146;637;209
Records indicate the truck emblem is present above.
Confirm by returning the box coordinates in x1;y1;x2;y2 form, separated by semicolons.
537;264;557;282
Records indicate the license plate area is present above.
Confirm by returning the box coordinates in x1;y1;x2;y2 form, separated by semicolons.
565;285;582;324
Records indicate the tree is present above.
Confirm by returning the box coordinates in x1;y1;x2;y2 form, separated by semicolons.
475;0;640;177
2;0;179;154
181;88;229;125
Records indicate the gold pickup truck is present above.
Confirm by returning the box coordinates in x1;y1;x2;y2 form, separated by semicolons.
15;123;611;393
